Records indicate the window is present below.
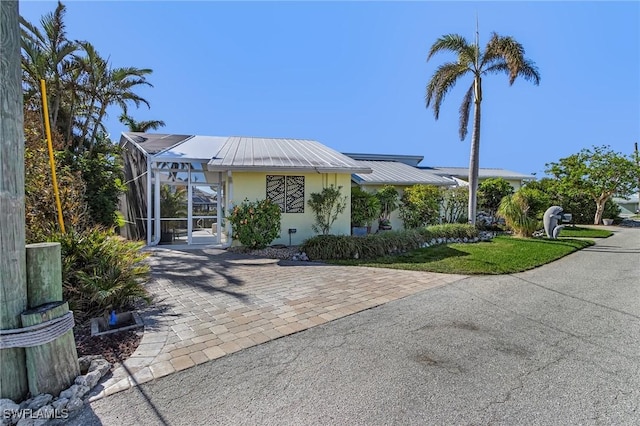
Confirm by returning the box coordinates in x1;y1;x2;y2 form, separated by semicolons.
266;175;304;213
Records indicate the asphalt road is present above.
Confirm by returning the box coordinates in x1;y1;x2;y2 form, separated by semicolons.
62;227;640;425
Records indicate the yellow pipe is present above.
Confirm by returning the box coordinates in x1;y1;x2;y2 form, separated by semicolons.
40;79;66;233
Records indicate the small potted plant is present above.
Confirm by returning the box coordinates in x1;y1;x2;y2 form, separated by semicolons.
351;187;380;236
375;185;399;231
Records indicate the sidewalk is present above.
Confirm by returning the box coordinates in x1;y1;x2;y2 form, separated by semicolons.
88;249;466;400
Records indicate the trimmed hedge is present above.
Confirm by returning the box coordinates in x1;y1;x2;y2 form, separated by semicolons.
302;223;479;260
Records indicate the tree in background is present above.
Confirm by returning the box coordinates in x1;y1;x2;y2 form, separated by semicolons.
399;184;442;228
20;2;157;152
425;31;540;225
478;177;513;218
119;113;165;132
545;145;639;225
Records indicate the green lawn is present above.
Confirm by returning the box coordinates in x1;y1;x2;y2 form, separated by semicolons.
330;236;594;275
559;226;613;238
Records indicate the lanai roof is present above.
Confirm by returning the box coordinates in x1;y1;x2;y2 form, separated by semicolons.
121;133;371;174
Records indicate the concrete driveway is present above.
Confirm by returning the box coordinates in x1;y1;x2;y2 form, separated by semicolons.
90;248;466;399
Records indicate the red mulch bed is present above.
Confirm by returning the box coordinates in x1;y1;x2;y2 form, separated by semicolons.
73;322;142;365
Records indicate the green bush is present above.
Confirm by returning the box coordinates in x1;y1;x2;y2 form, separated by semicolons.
441;186;469;223
307;185;347;235
228;198;281;249
48;227;151;323
478;178;514;217
375;185;400;224
351;187;380;227
302;224;478;260
399;184;442;228
497;193;537;237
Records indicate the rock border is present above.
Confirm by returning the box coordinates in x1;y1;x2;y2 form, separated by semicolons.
0;355;111;426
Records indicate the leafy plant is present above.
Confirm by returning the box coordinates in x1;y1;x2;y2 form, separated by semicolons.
48;227;151;322
302;224;478;260
478;178;513;218
441;186;469;223
227;198;281;249
545;145;640;224
351;187;380;227
375;185;400;223
160;184;187;233
307;185;347;235
497;193;537;237
399;184;442;229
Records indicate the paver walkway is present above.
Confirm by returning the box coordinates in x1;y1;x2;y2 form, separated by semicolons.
88;248;466;401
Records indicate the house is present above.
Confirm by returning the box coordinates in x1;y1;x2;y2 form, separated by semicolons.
419;166;534;190
613;192;639;217
120;132;535;247
345;153;456;231
120;133;371;247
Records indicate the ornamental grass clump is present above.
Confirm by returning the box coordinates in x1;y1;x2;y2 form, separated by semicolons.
228;198;282;249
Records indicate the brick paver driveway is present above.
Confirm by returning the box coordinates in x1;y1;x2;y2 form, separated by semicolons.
90;247;466;400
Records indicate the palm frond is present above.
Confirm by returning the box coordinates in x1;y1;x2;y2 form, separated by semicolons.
483;33;540;85
458;84;474;140
427;34;471;61
425;63;470;119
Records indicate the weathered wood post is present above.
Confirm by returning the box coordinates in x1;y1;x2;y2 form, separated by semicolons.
0;0;29;401
22;243;80;396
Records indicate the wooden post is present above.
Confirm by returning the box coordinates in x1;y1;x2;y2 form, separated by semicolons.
26;243;63;307
21;302;80;396
0;0;29;401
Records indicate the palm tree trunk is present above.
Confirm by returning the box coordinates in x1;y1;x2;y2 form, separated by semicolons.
0;0;29;401
468;77;482;225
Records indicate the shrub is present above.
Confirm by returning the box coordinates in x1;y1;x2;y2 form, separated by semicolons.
399;184;442;228
48;227;151;323
351;187;380;227
478;178;514;218
375;185;400;223
302;224;478;260
441;186;469;223
307;185;347;235
497;193;537;237
228;198;281;249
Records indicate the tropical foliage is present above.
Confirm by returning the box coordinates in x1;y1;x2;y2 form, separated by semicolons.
307;185;347;235
350;187;380;227
375;185;400;226
20;1;158;152
49;227;151;322
441;186;469;223
227;198;281;249
302;224;478;261
497;189;543;237
425;31;540;224
545;145;639;224
478;178;513;218
398;184;442;229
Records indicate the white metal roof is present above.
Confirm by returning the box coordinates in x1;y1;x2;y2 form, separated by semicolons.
424;167;534;180
352;161;455;186
207;137;372;173
343;152;424;167
154;136;228;162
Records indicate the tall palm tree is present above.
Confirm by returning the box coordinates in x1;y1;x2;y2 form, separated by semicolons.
425;31;540;224
20;1;78;129
119;113;165;132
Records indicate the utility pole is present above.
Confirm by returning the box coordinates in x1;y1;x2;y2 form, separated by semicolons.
0;0;29;400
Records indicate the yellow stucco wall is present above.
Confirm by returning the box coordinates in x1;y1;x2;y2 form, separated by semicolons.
230;171;352;246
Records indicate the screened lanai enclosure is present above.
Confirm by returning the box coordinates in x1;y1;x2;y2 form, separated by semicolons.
120;133;231;246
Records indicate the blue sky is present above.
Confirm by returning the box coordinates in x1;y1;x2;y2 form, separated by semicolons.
19;1;640;177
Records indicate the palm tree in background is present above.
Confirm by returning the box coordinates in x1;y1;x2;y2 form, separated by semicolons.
119;113;166;132
20;2;158;152
425;31;540;224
